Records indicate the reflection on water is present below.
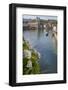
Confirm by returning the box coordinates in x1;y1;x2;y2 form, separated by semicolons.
23;29;57;74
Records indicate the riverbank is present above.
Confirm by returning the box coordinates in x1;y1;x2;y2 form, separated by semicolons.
23;39;41;75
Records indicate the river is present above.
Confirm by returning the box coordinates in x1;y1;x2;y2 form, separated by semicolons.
23;29;57;74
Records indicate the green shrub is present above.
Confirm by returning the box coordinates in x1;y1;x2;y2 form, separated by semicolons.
23;39;40;75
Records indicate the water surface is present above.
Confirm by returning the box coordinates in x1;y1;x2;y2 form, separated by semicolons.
23;29;57;74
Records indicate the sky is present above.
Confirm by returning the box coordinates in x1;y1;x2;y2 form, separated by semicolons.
23;14;57;20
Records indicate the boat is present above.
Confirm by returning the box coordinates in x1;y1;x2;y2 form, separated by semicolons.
46;32;48;36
